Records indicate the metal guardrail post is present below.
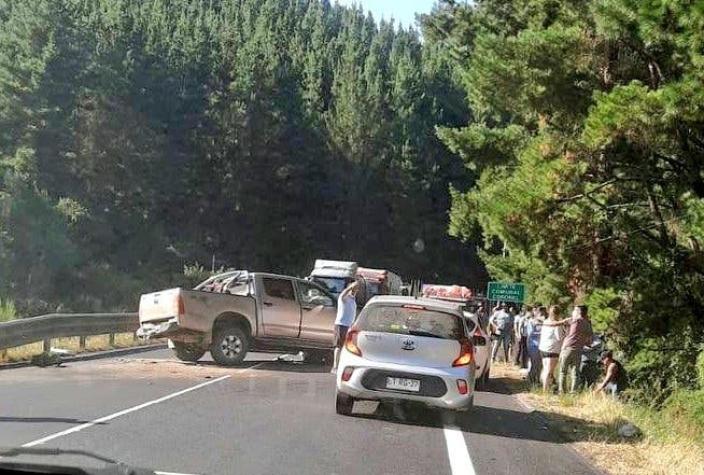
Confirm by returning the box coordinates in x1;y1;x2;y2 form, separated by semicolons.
43;338;51;353
109;333;115;346
79;336;86;350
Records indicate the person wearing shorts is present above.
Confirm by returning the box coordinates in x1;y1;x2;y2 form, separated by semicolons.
539;305;565;392
332;281;359;373
334;324;349;348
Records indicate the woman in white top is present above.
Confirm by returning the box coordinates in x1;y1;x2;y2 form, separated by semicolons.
539;305;565;391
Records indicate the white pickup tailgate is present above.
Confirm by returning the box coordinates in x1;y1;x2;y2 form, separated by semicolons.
139;288;181;324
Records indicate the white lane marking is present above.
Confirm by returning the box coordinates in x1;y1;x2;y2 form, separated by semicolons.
21;361;267;448
155;472;201;475
443;424;477;475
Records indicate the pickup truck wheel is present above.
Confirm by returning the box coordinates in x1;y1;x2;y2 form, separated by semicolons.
335;391;354;416
210;325;249;366
172;341;206;362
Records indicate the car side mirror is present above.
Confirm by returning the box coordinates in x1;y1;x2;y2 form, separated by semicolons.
472;335;487;346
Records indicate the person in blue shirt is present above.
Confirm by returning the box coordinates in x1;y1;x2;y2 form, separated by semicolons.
526;306;546;385
332;281;359;372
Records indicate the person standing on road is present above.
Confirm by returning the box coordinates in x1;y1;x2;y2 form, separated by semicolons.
594;350;628;397
332;281;359;373
513;305;531;368
546;305;594;393
539;305;565;392
489;303;513;362
526;306;545;385
507;306;518;361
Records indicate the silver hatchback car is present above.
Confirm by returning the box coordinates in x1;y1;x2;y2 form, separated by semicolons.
335;296;476;417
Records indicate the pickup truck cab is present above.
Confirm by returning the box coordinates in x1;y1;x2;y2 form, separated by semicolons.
137;271;337;366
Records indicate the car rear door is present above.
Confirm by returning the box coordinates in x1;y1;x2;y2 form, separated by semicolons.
257;276;301;338
295;280;336;345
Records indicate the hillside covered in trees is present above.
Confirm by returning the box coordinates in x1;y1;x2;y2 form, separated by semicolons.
0;0;483;315
426;0;704;401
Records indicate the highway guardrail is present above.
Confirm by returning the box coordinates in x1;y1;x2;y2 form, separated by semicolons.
0;313;139;352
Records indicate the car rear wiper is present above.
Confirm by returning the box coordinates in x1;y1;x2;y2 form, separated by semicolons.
407;330;443;339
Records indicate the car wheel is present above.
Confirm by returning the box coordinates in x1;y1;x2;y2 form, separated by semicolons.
171;341;206;362
335;391;354;416
476;367;490;391
304;349;331;365
210;325;250;366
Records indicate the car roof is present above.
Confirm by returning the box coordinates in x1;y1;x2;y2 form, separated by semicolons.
365;295;464;314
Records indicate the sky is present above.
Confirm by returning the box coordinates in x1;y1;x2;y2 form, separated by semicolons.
335;0;437;29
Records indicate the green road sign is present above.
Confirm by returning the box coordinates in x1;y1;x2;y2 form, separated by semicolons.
487;282;525;303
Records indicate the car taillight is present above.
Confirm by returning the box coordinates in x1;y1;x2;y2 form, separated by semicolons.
341;367;354;381
177;295;185;317
457;379;468;395
452;338;474;367
345;330;362;356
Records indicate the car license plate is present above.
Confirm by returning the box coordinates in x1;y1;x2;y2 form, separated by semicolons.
386;377;420;392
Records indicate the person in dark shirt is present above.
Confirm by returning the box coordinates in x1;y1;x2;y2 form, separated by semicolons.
595;350;628;397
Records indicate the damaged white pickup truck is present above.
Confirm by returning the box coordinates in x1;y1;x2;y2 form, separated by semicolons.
137;271;337;365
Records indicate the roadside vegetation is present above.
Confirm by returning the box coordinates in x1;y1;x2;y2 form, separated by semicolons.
424;0;704;406
494;362;704;475
0;333;157;364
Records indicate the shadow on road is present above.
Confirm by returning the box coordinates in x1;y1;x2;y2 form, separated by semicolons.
349;401;623;445
0;416;106;425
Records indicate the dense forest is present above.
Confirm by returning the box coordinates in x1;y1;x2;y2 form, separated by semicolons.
425;0;704;401
0;0;483;316
2;0;704;401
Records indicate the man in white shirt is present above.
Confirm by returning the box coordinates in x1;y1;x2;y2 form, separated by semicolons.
332;281;359;372
489;303;514;362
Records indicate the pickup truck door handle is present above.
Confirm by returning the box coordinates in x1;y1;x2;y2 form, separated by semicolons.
263;301;274;307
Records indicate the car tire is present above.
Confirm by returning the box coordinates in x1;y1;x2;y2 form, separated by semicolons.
171;341;206;362
335;391;354;416
304;349;330;365
476;367;490;391
210;325;250;366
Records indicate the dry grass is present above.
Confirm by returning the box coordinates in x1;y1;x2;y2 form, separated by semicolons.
0;333;149;364
494;362;704;475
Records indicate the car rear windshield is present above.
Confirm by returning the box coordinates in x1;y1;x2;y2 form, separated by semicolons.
357;305;465;340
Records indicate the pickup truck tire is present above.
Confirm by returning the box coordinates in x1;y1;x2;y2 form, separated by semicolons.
172;341;206;362
210;325;250;366
335;391;354;416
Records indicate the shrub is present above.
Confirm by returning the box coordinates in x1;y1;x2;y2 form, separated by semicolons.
662;389;704;443
0;298;17;322
697;349;704;389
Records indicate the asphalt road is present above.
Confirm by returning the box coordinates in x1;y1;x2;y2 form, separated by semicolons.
0;348;598;475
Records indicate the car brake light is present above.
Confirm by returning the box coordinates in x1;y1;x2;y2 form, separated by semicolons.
457;379;468;395
176;295;185;317
452;339;474;367
341;367;354;381
345;330;362;356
